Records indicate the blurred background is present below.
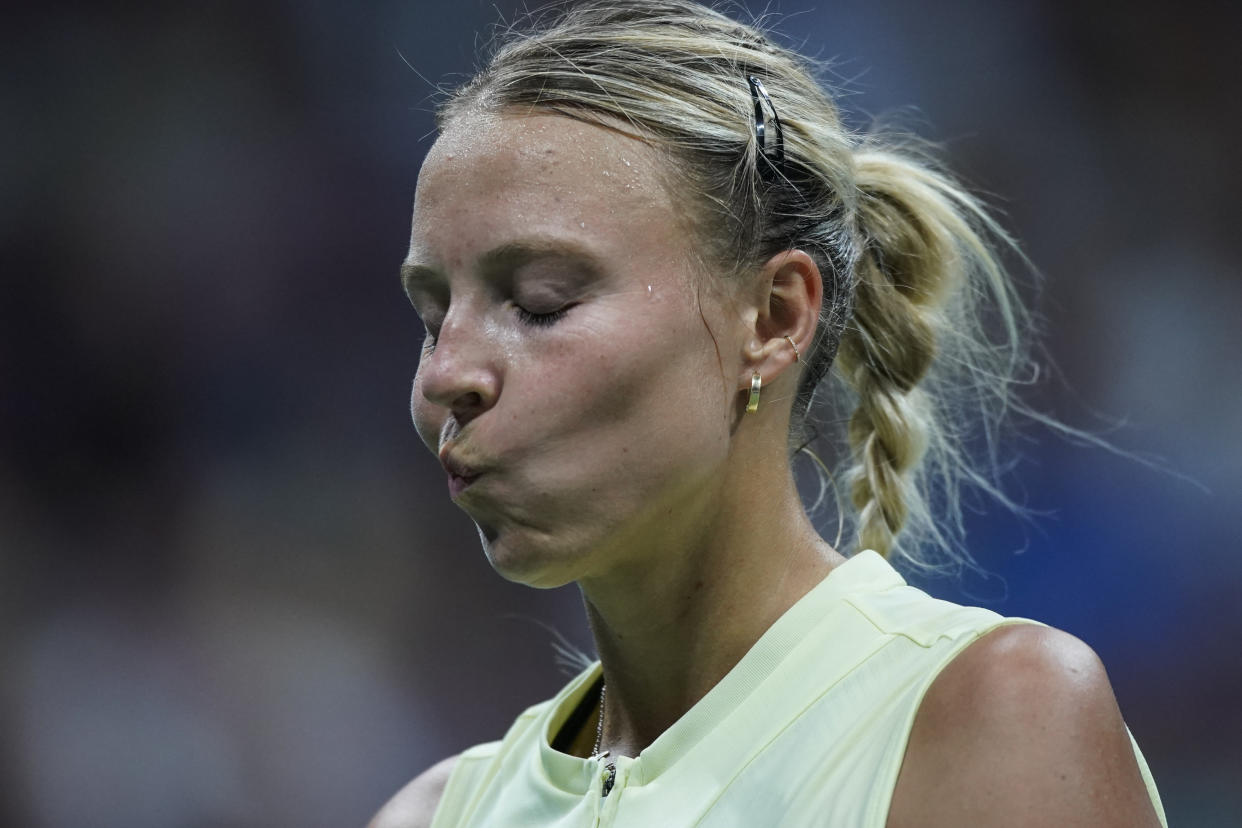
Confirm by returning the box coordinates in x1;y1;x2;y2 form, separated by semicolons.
2;1;1239;825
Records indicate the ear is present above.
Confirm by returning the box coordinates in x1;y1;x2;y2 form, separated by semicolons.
737;249;822;389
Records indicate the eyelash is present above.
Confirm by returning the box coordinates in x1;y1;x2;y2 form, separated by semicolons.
515;306;571;327
421;304;571;350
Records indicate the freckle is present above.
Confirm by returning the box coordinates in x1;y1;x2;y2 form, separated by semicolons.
694;579;704;590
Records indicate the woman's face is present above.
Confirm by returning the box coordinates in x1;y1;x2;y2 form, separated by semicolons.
405;110;745;588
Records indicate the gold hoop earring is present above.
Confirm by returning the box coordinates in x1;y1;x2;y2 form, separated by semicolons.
784;335;800;361
746;371;762;413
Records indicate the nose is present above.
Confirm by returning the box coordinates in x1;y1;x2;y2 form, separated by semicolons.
415;313;500;428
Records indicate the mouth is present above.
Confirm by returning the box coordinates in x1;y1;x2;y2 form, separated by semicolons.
447;470;480;498
439;445;483;498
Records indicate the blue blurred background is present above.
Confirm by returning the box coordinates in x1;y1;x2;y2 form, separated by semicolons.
2;1;1239;825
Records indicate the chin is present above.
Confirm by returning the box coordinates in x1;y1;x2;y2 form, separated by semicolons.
474;522;581;590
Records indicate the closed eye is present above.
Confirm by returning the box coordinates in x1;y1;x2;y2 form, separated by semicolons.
515;305;573;327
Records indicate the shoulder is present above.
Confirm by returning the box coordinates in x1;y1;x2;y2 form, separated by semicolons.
887;624;1162;827
368;754;460;828
920;623;1105;716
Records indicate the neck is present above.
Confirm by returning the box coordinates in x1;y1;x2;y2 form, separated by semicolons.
576;431;846;759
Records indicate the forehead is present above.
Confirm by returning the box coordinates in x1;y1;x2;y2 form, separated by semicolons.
409;109;683;267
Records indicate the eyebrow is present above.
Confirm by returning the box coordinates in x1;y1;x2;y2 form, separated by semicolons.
400;238;606;294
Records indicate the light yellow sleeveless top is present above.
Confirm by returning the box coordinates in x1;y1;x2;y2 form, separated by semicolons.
431;550;1167;827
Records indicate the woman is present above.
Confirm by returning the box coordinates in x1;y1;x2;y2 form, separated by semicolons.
373;1;1167;825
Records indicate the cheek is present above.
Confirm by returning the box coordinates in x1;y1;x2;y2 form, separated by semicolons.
571;329;729;463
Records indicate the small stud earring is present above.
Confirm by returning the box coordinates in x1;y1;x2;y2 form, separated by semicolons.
746;371;762;413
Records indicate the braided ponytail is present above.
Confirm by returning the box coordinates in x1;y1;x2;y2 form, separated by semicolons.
835;145;1034;567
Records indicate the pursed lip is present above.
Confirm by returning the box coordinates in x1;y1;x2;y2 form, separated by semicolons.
438;444;483;496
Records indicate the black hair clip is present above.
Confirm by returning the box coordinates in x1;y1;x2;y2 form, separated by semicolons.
747;74;785;167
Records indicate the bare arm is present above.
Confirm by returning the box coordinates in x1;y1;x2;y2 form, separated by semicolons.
887;624;1163;828
368;755;460;828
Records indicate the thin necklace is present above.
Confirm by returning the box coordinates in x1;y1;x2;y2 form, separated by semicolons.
590;681;608;759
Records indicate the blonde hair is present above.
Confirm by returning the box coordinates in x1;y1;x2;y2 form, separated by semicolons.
437;0;1043;574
